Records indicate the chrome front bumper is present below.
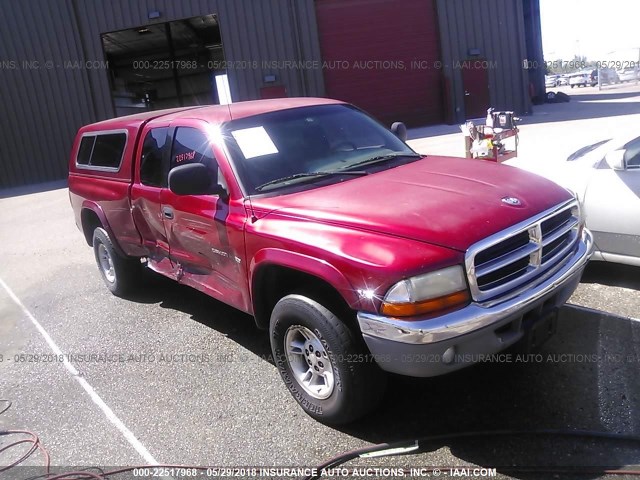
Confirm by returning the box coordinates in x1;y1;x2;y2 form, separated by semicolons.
357;229;593;376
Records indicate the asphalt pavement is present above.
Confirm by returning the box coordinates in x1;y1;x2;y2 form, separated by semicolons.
1;85;640;479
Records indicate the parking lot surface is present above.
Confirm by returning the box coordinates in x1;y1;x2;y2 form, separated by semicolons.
1;84;640;479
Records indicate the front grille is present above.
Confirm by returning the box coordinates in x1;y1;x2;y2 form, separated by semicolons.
474;231;529;266
466;201;581;302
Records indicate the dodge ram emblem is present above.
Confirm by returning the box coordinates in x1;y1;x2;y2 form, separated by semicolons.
501;196;522;206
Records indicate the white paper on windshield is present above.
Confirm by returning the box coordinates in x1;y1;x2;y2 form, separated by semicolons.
231;126;278;159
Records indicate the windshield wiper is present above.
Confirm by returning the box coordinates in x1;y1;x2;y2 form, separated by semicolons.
344;152;422;170
254;153;421;192
255;170;368;192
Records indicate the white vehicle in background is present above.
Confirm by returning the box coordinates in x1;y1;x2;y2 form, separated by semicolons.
539;134;640;266
545;75;558;88
617;68;638;83
569;72;590;88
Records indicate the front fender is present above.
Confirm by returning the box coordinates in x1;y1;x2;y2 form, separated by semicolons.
245;213;465;316
249;248;360;308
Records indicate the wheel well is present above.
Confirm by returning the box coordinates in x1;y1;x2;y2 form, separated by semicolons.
81;209;102;246
252;265;356;331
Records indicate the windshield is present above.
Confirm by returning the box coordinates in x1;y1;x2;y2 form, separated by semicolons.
222;104;418;194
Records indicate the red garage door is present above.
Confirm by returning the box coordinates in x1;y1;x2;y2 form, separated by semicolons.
315;0;443;127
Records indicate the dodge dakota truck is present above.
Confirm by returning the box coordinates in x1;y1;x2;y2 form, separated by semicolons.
69;98;593;424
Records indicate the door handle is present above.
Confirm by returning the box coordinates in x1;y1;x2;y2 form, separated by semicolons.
162;206;174;220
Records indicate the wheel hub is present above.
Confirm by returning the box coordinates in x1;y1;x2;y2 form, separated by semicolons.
284;325;335;400
98;244;116;283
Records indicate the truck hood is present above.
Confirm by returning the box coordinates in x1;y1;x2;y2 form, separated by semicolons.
251;156;572;252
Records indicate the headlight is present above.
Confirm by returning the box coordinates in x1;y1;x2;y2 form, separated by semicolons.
381;265;470;317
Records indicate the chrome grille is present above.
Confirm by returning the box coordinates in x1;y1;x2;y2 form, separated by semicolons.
465;201;581;302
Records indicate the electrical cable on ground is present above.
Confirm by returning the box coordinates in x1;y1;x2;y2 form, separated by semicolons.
303;429;640;479
1;399;639;479
0;400;11;416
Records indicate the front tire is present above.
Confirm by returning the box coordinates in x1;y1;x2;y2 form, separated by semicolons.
270;294;386;424
92;227;141;297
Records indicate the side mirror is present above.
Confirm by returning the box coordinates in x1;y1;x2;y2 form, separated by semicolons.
391;122;407;142
604;150;625;170
168;163;225;196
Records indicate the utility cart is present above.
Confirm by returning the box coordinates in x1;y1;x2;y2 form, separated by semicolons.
463;110;520;163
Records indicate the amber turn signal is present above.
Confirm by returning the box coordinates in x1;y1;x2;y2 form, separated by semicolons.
381;290;470;317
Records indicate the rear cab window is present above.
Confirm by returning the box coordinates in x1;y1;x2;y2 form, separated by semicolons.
76;130;127;171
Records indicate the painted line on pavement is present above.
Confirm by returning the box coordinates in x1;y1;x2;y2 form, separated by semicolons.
0;275;159;465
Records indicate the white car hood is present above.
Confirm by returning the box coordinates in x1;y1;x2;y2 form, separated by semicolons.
530;133;636;200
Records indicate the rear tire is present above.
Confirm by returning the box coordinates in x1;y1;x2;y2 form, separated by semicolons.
92;227;141;297
270;294;386;424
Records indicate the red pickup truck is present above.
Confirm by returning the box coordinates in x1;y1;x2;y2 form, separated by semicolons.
69;98;593;424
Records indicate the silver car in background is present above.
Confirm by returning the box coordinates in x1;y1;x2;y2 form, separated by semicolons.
618;68;639;83
542;133;640;266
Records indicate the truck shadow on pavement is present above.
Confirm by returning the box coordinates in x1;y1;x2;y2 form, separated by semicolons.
336;307;640;478
580;262;640;291
124;270;639;477
125;269;274;362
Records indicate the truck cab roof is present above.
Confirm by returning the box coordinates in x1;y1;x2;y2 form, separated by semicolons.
80;98;345;134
